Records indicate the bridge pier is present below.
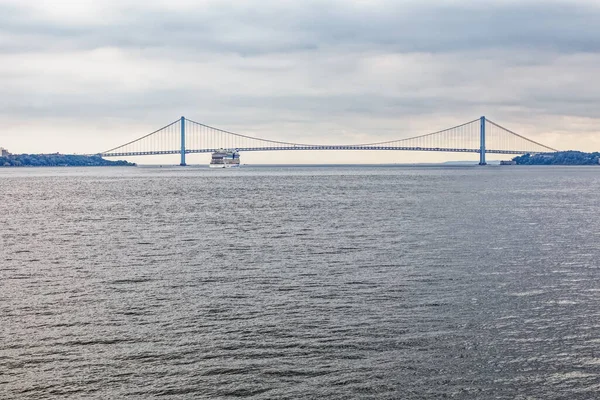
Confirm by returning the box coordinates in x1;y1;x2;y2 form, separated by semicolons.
180;116;186;166
479;116;486;165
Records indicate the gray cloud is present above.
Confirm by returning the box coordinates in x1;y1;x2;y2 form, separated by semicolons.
1;0;600;157
3;1;600;55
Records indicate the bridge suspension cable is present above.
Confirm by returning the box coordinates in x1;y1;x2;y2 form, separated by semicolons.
485;119;557;154
184;118;316;150
100;118;182;156
355;119;481;150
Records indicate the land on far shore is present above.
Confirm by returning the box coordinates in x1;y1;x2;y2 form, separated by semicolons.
513;151;600;165
0;153;135;167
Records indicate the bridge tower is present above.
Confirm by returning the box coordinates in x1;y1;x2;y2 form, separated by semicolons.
479;116;486;165
180;116;186;166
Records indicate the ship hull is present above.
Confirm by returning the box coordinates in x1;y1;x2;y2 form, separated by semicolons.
209;163;240;168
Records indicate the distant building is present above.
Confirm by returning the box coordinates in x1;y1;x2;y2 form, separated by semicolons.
0;147;9;157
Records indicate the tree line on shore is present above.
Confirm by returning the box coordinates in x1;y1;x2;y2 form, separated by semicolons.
0;154;135;167
513;151;600;165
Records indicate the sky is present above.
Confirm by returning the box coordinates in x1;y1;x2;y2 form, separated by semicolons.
1;0;600;164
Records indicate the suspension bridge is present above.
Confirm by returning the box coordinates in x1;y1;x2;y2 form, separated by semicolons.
99;116;557;165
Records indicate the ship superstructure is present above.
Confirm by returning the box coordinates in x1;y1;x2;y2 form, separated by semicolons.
209;149;240;168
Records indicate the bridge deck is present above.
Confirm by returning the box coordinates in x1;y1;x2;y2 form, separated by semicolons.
101;146;541;158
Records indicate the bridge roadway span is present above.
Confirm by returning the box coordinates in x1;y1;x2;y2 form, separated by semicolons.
102;146;532;158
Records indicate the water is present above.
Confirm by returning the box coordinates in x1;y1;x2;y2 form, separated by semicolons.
1;165;599;399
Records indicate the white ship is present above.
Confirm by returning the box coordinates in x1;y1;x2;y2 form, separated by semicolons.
209;149;240;168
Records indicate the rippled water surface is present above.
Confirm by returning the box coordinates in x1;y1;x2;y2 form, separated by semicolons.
1;165;600;399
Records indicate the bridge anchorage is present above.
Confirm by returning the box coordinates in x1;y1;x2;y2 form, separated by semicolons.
100;116;557;165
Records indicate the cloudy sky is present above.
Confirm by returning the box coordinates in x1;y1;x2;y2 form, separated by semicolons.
1;0;599;164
